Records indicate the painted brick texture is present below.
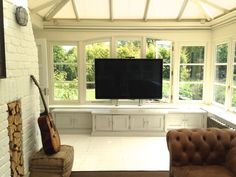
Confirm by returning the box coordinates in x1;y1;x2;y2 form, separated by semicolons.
0;0;40;176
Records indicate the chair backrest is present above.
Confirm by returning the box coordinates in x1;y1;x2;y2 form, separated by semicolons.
167;128;236;166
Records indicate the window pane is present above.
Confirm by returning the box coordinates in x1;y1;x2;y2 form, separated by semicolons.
232;88;236;108
180;65;203;81
163;65;170;81
215;65;227;84
180;46;204;63
54;64;77;81
233;66;236;86
86;82;95;101
179;83;203;100
146;39;172;102
53;45;77;63
54;82;78;100
163;82;170;100
216;43;228;63
53;45;78;101
117;40;141;58
85;41;110;101
213;85;226;104
146;39;171;63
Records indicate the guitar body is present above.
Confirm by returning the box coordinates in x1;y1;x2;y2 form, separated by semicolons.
38;113;61;154
30;75;61;155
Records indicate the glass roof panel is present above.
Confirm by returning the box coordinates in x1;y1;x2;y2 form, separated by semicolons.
199;1;222;19
28;0;53;9
182;0;205;19
76;0;109;19
113;0;146;19
54;1;75;19
37;6;54;17
207;0;236;10
148;0;184;19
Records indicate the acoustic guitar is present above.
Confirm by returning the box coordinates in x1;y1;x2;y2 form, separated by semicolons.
30;75;61;154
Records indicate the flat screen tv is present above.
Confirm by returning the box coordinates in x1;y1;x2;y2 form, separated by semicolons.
95;58;163;99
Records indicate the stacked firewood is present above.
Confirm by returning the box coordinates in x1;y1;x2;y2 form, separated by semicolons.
7;101;24;177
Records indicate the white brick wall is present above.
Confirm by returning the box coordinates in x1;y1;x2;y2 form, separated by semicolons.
0;0;40;176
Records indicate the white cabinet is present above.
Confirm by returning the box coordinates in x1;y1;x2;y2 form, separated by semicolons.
130;115;164;131
165;113;206;131
52;110;92;133
92;111;165;135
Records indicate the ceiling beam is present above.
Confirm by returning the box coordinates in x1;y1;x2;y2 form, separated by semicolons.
143;0;151;21
30;0;60;13
109;0;114;21
72;0;80;21
177;0;188;21
192;0;212;21
199;0;228;12
45;0;70;21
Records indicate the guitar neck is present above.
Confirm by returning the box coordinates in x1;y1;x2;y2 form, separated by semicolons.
30;75;49;115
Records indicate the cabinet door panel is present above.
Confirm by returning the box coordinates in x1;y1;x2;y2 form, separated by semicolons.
74;113;92;129
112;115;129;131
185;114;203;128
55;113;73;128
146;116;164;131
95;115;112;131
165;114;184;130
130;115;145;130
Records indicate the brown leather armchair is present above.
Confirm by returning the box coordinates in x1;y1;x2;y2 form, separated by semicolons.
166;128;236;177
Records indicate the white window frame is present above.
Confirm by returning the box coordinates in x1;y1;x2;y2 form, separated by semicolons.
174;42;207;104
83;38;112;104
212;41;231;109
48;42;80;105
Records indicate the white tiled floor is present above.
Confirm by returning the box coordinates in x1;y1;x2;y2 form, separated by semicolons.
60;134;169;171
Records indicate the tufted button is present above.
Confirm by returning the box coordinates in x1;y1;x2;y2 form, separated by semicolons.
217;135;221;140
188;136;192;141
176;136;180;141
202;136;206;141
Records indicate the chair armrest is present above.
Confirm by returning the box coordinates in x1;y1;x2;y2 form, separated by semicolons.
225;138;236;175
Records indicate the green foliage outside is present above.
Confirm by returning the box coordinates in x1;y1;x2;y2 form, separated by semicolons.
53;45;78;100
179;46;204;100
117;40;141;58
85;42;110;100
214;85;225;104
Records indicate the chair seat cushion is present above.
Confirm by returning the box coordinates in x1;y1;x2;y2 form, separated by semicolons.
172;165;235;177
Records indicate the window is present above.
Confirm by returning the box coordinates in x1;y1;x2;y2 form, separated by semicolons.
213;43;228;105
179;46;205;100
116;39;141;58
85;41;110;101
146;38;172;102
53;45;78;101
231;42;236;109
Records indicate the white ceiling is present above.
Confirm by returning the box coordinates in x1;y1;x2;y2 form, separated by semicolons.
28;0;236;28
28;0;236;22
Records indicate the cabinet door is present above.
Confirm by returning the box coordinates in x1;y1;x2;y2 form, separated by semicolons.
54;113;73;128
145;115;164;131
185;114;203;128
112;115;129;131
74;113;92;129
165;114;185;131
95;115;112;131
130;115;145;130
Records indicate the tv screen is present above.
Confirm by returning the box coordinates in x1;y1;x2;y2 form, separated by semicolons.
95;58;163;99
